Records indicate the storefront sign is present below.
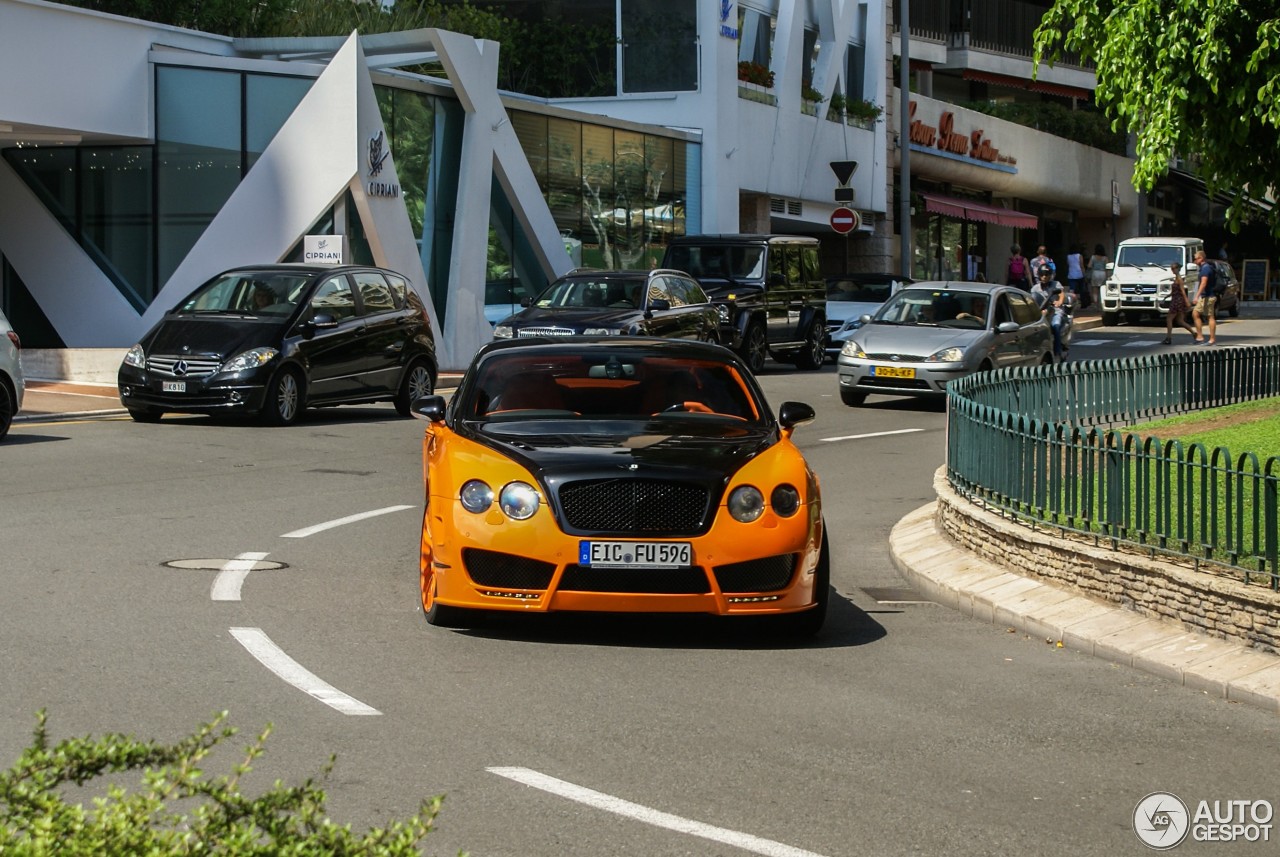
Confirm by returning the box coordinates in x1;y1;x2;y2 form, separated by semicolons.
719;1;739;39
908;102;1017;167
304;235;344;265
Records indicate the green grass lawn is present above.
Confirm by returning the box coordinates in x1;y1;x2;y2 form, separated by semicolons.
1128;396;1280;459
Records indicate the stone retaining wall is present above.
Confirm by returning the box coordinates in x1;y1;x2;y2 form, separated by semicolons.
933;467;1280;654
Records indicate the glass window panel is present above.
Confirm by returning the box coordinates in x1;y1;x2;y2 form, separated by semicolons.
308;275;357;321
246;73;313;170
3;148;75;234
352;271;396;314
643;135;675;265
156;67;242;287
612;130;646;268
80;147;154;306
676;140;699;236
511;110;549;191
621;0;697;93
547;118;582;239
387;88;435;240
581;124;614;267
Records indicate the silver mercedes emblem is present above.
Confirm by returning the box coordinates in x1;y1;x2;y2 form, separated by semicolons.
173;360;189;377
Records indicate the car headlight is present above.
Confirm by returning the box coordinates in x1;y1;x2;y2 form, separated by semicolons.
728;485;765;523
1157;279;1173;295
716;304;731;323
582;327;620;336
840;340;866;359
1105;282;1119;295
459;479;495;514
499;481;540;520
221;347;278;374
123;344;146;369
927;347;966;363
771;485;801;517
493;325;514;339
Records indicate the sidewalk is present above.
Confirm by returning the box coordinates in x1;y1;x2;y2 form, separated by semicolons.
889;503;1280;715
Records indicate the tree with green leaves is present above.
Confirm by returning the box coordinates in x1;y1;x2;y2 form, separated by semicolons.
1034;1;1280;236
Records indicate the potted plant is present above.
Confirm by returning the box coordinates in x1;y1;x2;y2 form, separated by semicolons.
801;84;823;115
826;91;847;121
846;98;882;128
737;61;776;105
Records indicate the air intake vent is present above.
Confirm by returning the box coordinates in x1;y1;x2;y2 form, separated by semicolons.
770;197;785;213
768;197;804;216
788;199;803;216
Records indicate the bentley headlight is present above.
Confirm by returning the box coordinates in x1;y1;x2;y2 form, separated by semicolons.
123;344;146;369
459;479;494;513
499;481;540;520
840;340;866;359
222;347;278;373
771;485;801;517
583;327;620;335
728;485;765;523
493;325;514;339
927;347;966;363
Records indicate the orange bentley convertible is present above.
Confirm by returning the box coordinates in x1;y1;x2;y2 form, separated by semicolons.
411;338;829;635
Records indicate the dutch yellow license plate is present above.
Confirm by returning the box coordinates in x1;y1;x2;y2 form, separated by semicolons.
872;365;915;379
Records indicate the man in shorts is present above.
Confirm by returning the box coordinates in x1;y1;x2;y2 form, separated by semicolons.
1191;249;1218;345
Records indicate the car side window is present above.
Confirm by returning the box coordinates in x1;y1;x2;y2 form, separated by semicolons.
767;246;787;289
648;277;673;306
383;272;410;307
683;278;708;304
1008;292;1040;325
800;246;821;285
308;276;357;322
352;271;397;315
785;247;802;287
993;295;1013;326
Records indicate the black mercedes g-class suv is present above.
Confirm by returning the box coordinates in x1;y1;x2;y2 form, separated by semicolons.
662;234;826;373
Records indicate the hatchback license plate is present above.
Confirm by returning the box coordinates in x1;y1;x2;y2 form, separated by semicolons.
580;541;691;569
872;365;915;379
162;381;186;393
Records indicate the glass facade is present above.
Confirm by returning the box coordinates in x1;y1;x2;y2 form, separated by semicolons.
620;0;698;93
2;63;698;338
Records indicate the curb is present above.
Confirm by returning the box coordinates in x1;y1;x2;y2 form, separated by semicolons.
889;503;1280;715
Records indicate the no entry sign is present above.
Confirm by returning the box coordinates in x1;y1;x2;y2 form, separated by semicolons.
830;206;860;234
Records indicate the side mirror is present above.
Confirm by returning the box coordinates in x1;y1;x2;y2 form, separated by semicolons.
520;296;532;308
859;313;873;325
997;321;1020;334
411;395;447;422
1105;262;1114;273
309;312;339;329
777;401;816;430
648;298;671;312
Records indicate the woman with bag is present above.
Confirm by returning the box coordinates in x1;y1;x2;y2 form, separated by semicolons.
1006;244;1031;291
1088;244;1108;308
1163;261;1195;344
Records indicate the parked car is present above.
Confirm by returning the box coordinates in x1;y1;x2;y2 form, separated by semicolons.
825;273;913;359
662;234;827;373
836;281;1053;406
118;264;437;426
484;278;537;326
0;308;25;440
1101;237;1239;325
410;337;830;636
492;269;720;342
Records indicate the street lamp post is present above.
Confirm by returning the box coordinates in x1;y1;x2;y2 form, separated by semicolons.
899;0;911;280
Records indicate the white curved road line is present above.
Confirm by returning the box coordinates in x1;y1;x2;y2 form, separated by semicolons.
281;505;414;538
486;767;830;857
211;552;269;602
229;627;381;716
820;428;923;443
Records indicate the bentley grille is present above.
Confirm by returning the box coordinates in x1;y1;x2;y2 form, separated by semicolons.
463;549;556;589
713;554;797;593
558;564;711;594
558;478;710;535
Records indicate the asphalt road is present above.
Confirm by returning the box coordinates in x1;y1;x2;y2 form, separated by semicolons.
3;320;1280;856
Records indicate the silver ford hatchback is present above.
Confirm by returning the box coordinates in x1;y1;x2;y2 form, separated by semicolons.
0;308;25;440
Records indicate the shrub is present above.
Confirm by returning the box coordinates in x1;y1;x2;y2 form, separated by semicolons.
846;98;883;122
801;84;824;103
0;711;456;856
737;61;774;88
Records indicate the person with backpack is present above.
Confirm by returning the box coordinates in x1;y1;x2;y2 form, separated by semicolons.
1191;249;1219;345
1006;244;1031;291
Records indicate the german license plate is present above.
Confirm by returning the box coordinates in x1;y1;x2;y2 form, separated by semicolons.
580;541;691;569
872;365;915;379
162;381;186;393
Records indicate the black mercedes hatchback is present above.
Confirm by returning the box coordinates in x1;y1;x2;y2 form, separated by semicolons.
118;264;437;425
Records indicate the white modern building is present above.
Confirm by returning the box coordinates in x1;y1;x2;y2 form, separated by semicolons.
0;0;896;368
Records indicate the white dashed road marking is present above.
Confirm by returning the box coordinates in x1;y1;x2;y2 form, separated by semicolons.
821;428;924;443
281;505;414;538
230;627;380;716
211;552;270;602
487;767;832;857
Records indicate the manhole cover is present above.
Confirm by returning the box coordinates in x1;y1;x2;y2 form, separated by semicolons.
862;587;933;605
165;559;288;571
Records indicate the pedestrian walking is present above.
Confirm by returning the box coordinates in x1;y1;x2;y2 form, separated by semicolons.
1065;244;1089;309
1191;249;1218;345
1088;244;1108;308
1030;245;1056;281
1163;261;1195;344
1006;244;1032;291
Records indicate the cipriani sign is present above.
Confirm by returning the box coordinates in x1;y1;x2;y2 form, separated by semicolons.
366;131;401;198
908;101;1018;168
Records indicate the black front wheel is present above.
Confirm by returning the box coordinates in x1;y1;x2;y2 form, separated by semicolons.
0;381;13;440
739;322;768;374
261;367;304;426
793;320;826;370
395;359;435;416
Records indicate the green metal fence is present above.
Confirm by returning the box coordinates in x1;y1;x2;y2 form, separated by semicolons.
946;345;1280;588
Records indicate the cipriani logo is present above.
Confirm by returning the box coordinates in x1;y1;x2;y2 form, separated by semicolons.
365;131;400;198
718;0;738;39
1134;793;1190;850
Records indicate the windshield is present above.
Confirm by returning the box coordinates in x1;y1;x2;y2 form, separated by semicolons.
1115;245;1190;268
872;288;990;329
535;276;644;309
177;272;310;317
665;245;765;281
462;350;763;423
